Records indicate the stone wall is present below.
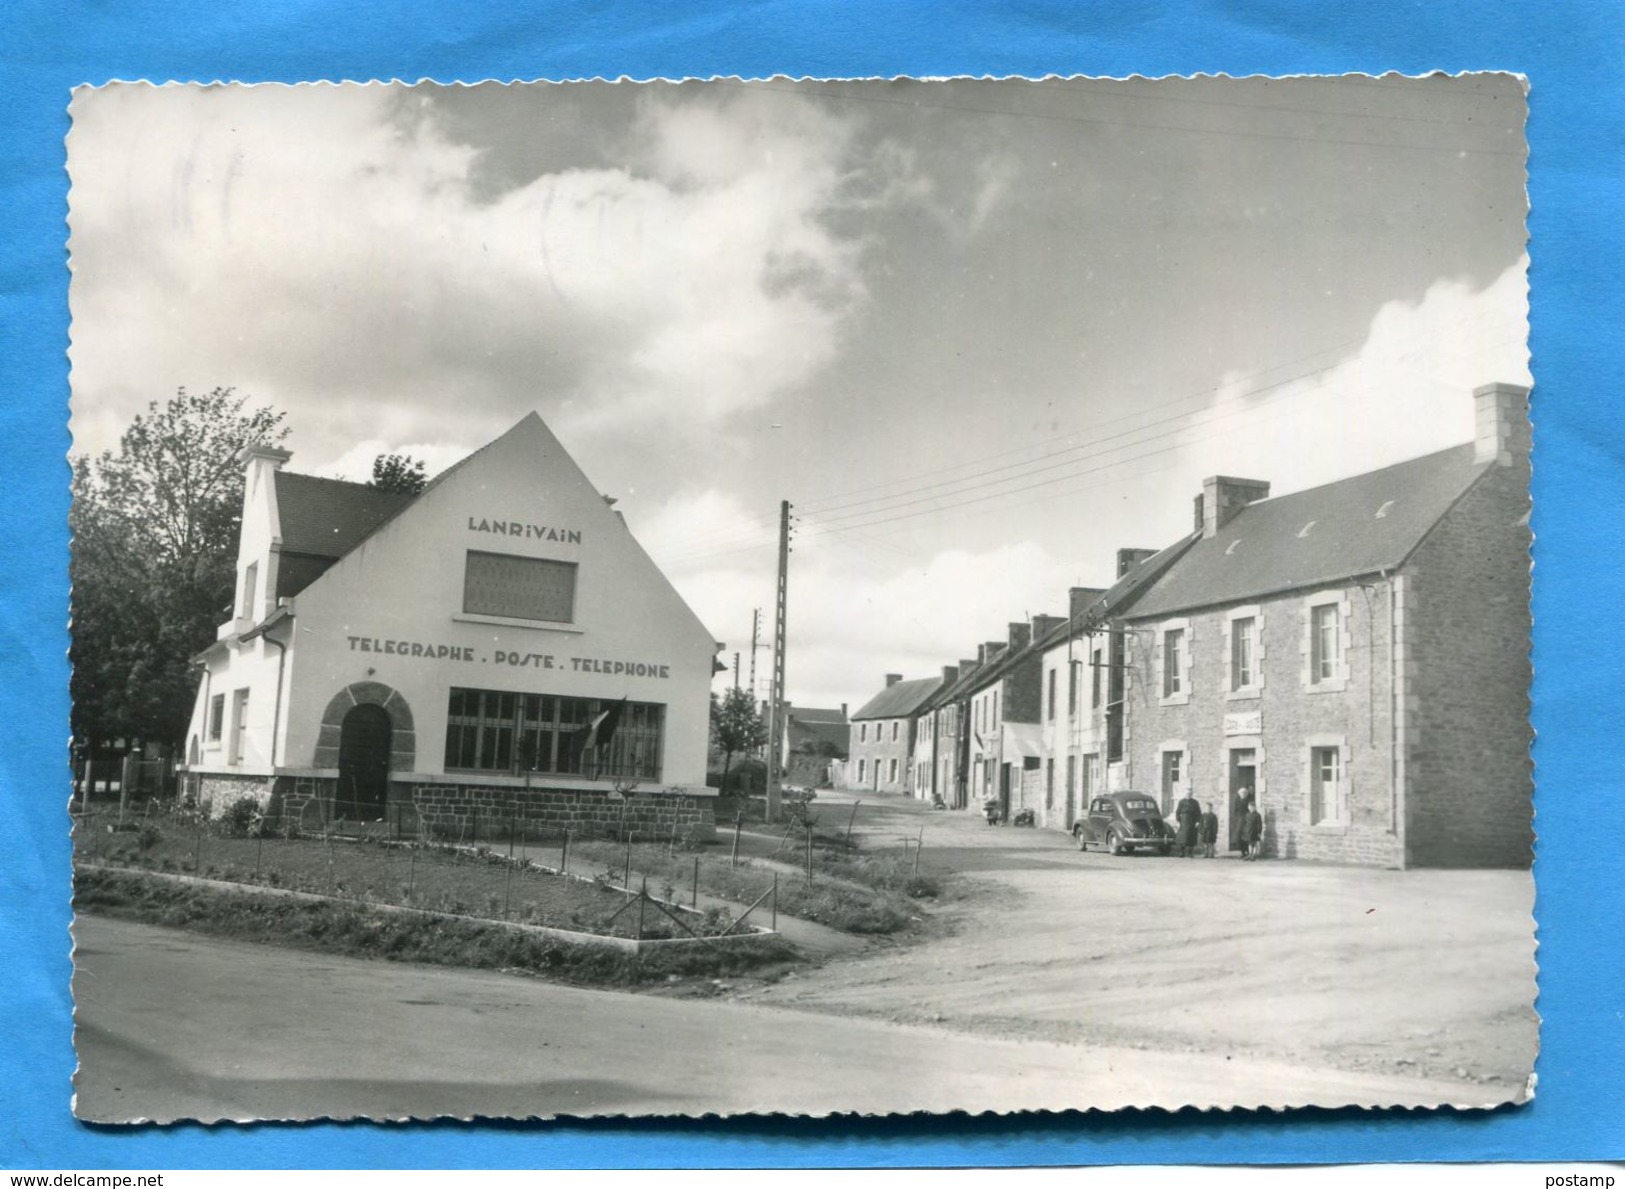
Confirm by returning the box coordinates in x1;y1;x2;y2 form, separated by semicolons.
193;771;274;817
1404;460;1534;868
845;717;912;792
266;773;714;841
409;782;715;842
1124;583;1403;867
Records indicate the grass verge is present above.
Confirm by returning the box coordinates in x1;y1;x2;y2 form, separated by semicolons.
572;838;941;935
74;867;797;987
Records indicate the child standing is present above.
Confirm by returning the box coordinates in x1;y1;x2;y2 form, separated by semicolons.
1199;802;1219;858
1242;800;1264;860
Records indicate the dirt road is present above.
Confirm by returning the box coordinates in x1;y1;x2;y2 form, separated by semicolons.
744;790;1538;1097
72;791;1537;1119
72;914;1490;1122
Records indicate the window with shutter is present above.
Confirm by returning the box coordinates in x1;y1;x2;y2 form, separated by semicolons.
463;551;578;622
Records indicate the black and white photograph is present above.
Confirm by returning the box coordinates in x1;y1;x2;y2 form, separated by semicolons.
65;75;1535;1123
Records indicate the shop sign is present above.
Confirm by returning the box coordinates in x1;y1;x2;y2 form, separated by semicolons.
1223;711;1262;736
345;634;671;679
468;517;582;544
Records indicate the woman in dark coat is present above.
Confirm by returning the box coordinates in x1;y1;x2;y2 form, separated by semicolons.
1174;793;1201;857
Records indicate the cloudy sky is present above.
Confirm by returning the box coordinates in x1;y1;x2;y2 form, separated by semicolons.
67;76;1529;712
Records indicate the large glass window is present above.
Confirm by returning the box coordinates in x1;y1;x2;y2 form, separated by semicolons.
463;551;578;622
444;688;663;781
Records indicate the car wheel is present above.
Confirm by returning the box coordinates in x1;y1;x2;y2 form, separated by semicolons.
1108;829;1126;857
1076;831;1089;852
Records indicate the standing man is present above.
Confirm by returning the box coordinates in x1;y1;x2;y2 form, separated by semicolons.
1174;790;1202;858
1234;786;1254;857
1199;802;1220;858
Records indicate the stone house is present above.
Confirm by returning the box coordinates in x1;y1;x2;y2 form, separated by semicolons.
958;617;1066;819
841;673;942;793
781;704;850;787
1115;382;1532;868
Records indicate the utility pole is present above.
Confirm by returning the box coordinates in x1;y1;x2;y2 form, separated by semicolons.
749;608;760;701
733;651;741;691
764;500;791;823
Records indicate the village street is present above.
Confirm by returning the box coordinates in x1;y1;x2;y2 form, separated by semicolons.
72;789;1536;1120
739;789;1539;1097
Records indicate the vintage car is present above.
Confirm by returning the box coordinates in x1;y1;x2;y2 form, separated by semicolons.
1072;791;1174;855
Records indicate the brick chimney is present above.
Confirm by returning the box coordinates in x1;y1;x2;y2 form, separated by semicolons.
1116;548;1157;577
1032;614;1067;640
1200;476;1271;538
959;658;979;679
941;664;959;686
840;702;848;719
1069;586;1106;621
1007;622;1032;652
885;673;903;688
1473;382;1532;467
980;641;1006;666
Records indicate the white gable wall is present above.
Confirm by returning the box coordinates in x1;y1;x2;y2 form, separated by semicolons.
280;414;716;789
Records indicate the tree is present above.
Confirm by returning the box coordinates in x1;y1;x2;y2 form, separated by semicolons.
369;452;428;495
70;387;289;754
709;686;767;797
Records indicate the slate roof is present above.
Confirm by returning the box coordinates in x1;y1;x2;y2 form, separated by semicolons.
787;713;851;756
1030;534;1201;655
851;676;944;721
791;706;848;724
1127;444;1489;619
272;472;415;596
924;662;986;713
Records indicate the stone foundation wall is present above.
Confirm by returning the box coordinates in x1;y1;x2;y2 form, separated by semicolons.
264;774;716;841
192;772;274;817
408;783;715;842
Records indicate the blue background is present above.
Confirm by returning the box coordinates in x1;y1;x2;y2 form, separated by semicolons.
2;0;1621;1169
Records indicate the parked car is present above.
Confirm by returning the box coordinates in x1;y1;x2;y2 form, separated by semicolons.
1073;791;1173;856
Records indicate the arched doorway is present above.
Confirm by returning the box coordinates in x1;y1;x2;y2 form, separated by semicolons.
338;703;392;821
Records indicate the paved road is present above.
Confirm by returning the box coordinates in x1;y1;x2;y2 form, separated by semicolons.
72;915;1484;1122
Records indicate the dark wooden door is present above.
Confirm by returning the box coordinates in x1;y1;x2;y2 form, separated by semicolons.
1228;748;1257;851
338;703;391;821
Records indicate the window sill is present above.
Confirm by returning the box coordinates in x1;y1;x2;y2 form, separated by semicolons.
453;613;584;634
1307;821;1350;835
1305;677;1349;694
412;770;671;791
1224;688;1263;702
1158;694;1190;707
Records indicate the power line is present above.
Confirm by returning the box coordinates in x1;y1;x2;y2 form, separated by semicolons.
646;322;1427;561
650;305;1521;568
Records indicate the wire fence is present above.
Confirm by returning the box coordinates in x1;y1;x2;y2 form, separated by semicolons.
70;794;921;939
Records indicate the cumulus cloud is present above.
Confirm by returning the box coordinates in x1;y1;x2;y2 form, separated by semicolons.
1177;258;1531;497
633;486;1073;706
67;83;904;467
